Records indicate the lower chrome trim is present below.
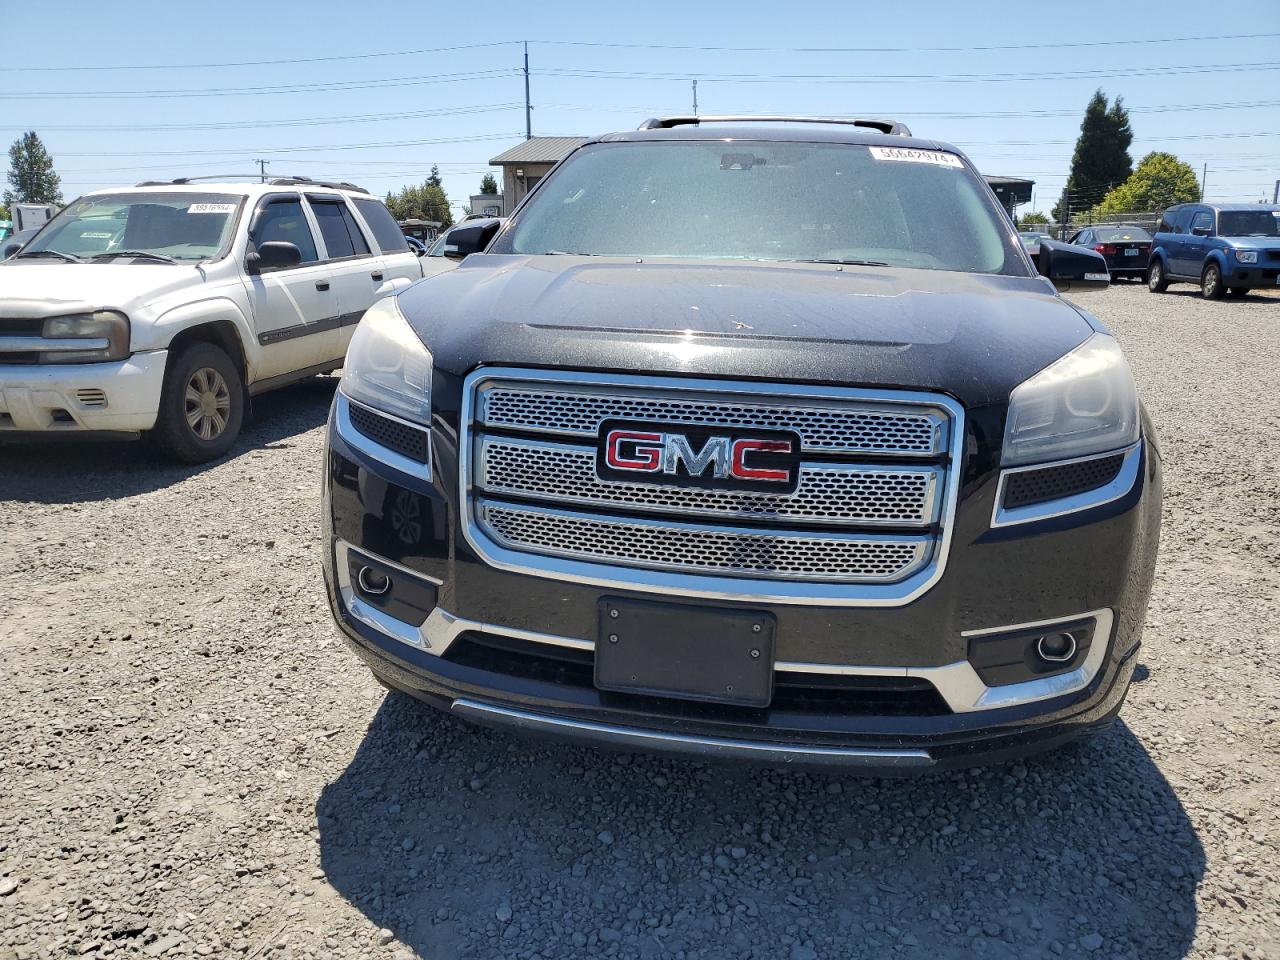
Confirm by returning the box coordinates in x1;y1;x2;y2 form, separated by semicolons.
450;699;935;767
335;544;1113;716
991;442;1141;528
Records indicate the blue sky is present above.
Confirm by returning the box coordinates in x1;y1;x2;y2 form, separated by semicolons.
3;0;1277;215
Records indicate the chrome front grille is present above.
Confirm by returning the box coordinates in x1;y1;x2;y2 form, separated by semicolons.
478;436;941;526
461;368;964;605
479;502;930;582
478;384;947;456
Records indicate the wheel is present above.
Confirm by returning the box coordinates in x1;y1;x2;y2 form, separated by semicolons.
1201;263;1225;300
150;342;245;463
1147;259;1169;293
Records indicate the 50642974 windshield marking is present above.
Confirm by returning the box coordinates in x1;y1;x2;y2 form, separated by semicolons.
868;147;964;169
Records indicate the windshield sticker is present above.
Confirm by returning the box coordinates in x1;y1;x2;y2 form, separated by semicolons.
868;146;964;169
187;203;237;214
79;231;114;239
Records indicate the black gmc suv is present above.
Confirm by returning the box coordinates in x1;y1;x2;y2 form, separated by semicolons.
321;117;1161;772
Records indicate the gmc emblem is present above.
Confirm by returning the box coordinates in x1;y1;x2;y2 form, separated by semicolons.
596;420;801;493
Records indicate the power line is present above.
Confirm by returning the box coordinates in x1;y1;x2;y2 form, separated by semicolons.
4;31;1276;72
535;61;1280;85
0;41;521;72
0;103;523;133
0;68;523;100
52;132;521;158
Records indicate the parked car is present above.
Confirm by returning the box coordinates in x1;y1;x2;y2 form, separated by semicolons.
420;218;504;278
1;226;41;259
1068;224;1153;281
1148;203;1280;299
1018;231;1053;258
0;177;422;462
321;115;1157;772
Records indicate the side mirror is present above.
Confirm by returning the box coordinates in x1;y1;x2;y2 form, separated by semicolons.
414;245;426;258
1036;238;1110;292
2;240;23;259
443;218;502;260
247;241;303;274
1191;226;1211;237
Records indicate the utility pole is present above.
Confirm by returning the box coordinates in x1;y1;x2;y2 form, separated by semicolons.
255;159;269;183
1273;179;1279;204
1201;163;1207;202
692;79;698;116
523;41;532;140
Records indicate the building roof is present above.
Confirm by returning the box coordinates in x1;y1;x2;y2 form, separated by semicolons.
490;137;590;165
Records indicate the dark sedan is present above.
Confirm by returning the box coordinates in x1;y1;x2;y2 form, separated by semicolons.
1069;225;1153;281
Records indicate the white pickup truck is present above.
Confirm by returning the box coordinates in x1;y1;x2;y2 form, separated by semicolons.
0;178;423;462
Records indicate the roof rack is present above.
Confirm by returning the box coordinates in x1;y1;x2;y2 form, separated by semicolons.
131;174;370;193
269;176;369;194
638;115;913;137
134;174;263;187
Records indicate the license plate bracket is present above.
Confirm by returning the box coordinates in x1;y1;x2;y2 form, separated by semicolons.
595;597;775;707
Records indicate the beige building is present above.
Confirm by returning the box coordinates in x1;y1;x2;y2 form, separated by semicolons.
489;137;588;215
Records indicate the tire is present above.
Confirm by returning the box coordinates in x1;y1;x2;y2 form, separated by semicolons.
1201;262;1225;300
149;342;245;464
1147;259;1169;293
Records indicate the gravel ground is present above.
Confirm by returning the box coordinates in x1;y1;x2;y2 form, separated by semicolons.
1;284;1278;960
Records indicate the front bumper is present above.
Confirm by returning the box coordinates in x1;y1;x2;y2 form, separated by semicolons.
0;350;167;432
321;394;1162;771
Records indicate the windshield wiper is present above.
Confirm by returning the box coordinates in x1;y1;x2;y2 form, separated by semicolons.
90;250;179;264
15;249;82;263
793;258;891;267
543;250;600;256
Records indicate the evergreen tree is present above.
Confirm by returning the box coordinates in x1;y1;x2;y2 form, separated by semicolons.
479;173;498;195
427;165;443;189
1052;91;1132;222
5;131;63;205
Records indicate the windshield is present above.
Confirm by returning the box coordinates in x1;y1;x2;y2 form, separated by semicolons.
427;231;452;256
492;140;1019;275
1094;226;1152;243
1219;210;1280;238
23;192;243;261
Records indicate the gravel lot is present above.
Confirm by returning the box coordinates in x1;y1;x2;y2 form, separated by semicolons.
1;284;1278;960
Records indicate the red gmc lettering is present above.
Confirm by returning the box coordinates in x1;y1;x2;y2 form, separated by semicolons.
730;438;794;482
605;430;663;471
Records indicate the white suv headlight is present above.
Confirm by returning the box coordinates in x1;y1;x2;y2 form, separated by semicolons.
1002;333;1139;466
339;296;431;426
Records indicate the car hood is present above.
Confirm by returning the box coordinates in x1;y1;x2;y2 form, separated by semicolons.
399;255;1097;407
0;262;204;317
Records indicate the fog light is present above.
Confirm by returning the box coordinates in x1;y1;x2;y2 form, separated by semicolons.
357;566;391;596
1036;632;1077;663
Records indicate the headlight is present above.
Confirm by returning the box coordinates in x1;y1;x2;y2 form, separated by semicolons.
42;310;130;363
1234;250;1258;264
1002;334;1139;466
338;295;431;426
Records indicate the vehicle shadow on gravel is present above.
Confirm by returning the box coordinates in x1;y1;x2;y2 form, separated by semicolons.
0;375;337;504
317;695;1204;960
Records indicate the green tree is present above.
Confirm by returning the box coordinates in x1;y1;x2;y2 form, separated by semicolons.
1052;90;1133;222
384;178;453;229
479;172;498;195
5;131;63;205
1019;211;1050;228
426;164;443;189
1095;152;1201;217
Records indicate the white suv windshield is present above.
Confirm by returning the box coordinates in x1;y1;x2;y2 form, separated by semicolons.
23;192;242;262
494;141;1019;275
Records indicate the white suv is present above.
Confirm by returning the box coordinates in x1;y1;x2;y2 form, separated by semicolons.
0;178;423;462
